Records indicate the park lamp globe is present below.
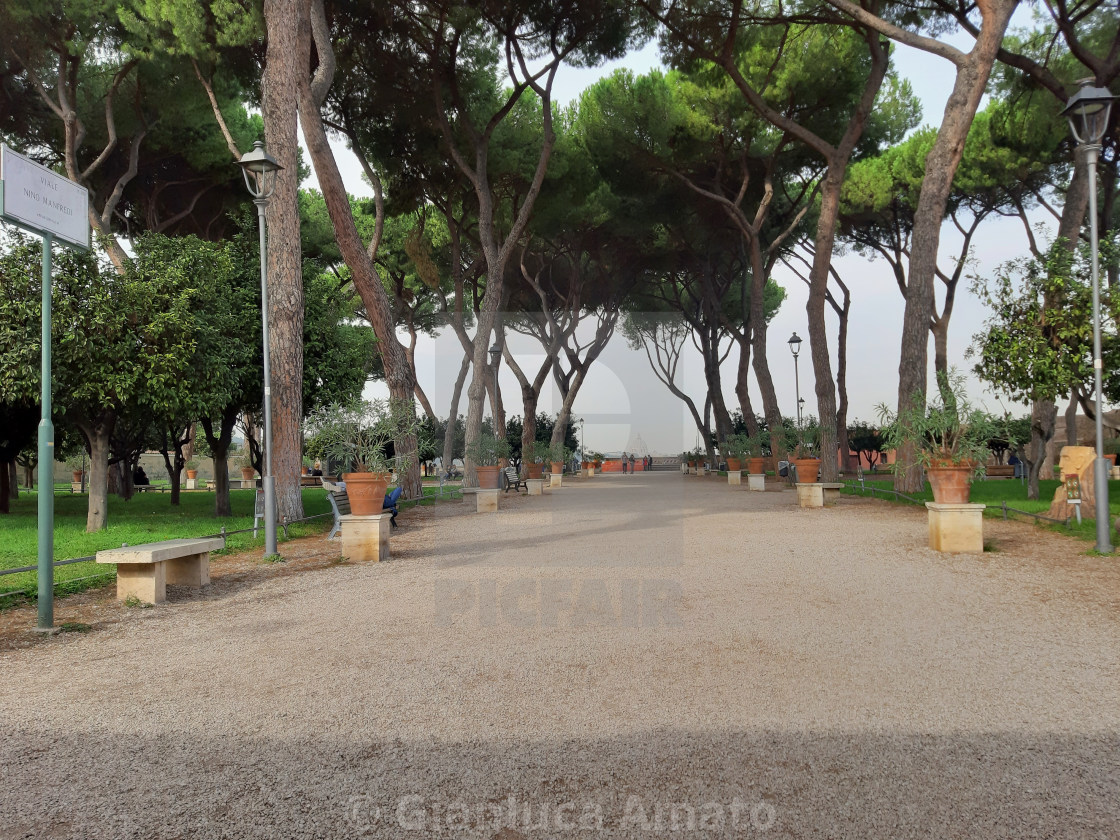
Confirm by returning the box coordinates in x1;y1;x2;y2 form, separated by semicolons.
788;332;802;358
489;343;502;368
1060;80;1116;146
238;140;282;201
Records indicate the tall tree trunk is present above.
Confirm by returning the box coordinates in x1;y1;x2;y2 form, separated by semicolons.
442;355;470;476
262;0;308;523
733;336;760;437
7;459;17;500
0;460;9;514
746;241;784;454
81;412;115;532
1027;157;1090;496
1065;390;1080;447
202;410;237;517
893;0;1016;492
300;0;422;499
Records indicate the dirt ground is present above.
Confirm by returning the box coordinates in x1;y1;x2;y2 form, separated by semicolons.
1;475;1118;839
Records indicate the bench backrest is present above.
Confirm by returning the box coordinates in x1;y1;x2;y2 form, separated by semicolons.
331;489;351;516
503;466;519;482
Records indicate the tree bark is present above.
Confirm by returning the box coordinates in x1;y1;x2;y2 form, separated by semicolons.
262;0;308;523
299;0;422;498
441;354;470;476
734;341;760;438
893;0;1017;492
80;412;115;532
0;460;9;514
7;459;17;500
202;409;237;517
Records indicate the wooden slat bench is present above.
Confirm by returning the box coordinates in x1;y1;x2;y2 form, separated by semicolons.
96;538;223;604
502;466;527;493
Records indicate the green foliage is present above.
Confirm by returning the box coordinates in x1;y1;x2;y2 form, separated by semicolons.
464;432;510;467
970;238;1120;404
304;398;420;474
877;372;999;475
847;421;885;467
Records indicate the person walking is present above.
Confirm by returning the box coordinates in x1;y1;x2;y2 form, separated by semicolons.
630;453;636;474
621;452;628;474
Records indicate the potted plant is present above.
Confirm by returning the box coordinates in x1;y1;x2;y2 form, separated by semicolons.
723;434;751;473
522;441;548;479
301;455;312;476
877;372;996;503
790;419;821;483
65;455;85;484
465;432;511;489
184;457;199;481
745;433;768;475
235;452;256;481
306;398;420;514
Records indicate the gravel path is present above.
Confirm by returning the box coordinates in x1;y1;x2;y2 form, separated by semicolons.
2;474;1118;839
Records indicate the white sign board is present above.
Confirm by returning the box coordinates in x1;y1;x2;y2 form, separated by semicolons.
0;145;90;249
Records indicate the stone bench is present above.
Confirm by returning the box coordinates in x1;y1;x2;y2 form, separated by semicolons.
796;482;846;508
96;538;223;604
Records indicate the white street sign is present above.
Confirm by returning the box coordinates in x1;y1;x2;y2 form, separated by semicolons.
1;144;90;249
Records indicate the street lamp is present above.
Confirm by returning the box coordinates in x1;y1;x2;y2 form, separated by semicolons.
238;140;282;557
578;417;585;464
1061;79;1116;554
788;332;803;426
489;343;502;421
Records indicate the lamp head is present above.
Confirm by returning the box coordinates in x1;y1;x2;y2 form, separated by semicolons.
1061;79;1116;146
238;140;283;200
788;332;802;357
489;343;502;367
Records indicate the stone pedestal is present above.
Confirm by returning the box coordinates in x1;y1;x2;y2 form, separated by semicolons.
70;482;82;493
796;483;824;508
926;502;985;553
526;478;544;496
477;488;499;512
748;474;766;492
239;479;255;489
550;473;563;488
727;471;742;486
340;513;391;562
585;467;595;477
185;478;198;490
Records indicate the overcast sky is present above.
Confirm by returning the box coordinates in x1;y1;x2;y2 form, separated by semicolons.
302;19;1062;455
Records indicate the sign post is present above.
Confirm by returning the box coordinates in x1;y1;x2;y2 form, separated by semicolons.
1;145;90;632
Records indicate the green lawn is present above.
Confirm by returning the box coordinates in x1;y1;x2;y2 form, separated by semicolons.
0;482;461;604
0;488;334;602
841;477;1120;548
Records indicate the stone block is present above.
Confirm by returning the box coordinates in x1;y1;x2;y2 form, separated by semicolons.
926;502;985;553
526;478;544;496
70;482;82;493
728;471;742;486
116;562;166;604
796;483;824;508
340;513;391;562
477;488;500;513
748;474;766;492
185;478;197;490
585;467;595;477
550;473;563;488
165;553;209;587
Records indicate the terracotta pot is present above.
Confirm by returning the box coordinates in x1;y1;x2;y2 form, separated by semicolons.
185;469;198;480
1105;454;1118;466
240;467;256;480
527;462;543;479
792;458;821;482
477;465;501;490
301;466;309;476
725;458;742;472
927;463;973;503
550;461;564;475
747;457;767;475
344;471;391;514
71;470;84;482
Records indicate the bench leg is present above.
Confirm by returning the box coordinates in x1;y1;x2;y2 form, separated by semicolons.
116;562;166;604
166;552;210;587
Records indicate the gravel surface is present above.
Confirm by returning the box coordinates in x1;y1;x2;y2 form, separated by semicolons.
2;474;1118;839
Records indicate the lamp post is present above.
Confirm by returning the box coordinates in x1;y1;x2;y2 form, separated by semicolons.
489;342;502;424
578;417;585;465
238;140;283;557
1061;80;1116;554
788;332;803;427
